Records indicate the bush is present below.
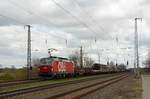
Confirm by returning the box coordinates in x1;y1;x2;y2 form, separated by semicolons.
0;67;39;82
0;73;15;81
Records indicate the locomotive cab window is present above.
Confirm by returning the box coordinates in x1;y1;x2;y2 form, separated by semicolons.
40;58;53;66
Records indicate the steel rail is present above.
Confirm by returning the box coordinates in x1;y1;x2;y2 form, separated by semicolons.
46;74;128;99
0;74;123;98
0;79;41;87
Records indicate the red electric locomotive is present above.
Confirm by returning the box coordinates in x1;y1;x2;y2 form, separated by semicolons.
38;56;75;78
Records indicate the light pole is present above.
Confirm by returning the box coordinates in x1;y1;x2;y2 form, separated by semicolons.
97;49;103;64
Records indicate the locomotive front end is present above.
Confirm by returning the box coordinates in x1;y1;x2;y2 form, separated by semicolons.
38;58;53;77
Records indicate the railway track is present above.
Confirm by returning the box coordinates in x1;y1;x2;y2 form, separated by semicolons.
0;79;41;87
0;73;125;99
46;74;128;99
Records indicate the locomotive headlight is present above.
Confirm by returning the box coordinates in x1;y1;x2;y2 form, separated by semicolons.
38;68;40;71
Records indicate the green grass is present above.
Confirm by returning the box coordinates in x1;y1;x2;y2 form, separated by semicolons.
0;73;15;81
0;79;67;93
140;68;150;75
0;67;39;82
131;77;143;99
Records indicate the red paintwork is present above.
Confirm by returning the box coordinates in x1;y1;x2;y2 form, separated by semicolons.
39;66;50;73
65;62;74;73
51;61;75;73
38;58;75;76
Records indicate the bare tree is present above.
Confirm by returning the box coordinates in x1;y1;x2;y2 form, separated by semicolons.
69;52;94;67
118;64;126;70
84;57;94;67
69;53;80;67
110;61;114;66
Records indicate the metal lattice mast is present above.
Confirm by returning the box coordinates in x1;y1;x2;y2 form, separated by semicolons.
80;46;83;68
25;25;32;80
134;18;142;78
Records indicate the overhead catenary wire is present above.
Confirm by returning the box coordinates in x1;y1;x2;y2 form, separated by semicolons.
70;0;104;58
72;0;110;62
0;14;25;25
71;0;107;37
7;0;70;48
5;0;107;63
72;0;112;62
0;14;30;54
7;0;34;15
51;0;99;38
7;0;93;48
8;0;100;39
51;0;103;60
7;0;57;26
0;14;28;49
51;0;102;60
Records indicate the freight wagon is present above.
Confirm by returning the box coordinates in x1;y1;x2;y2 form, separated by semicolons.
92;63;126;73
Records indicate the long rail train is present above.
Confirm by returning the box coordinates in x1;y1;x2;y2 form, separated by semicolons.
38;56;126;78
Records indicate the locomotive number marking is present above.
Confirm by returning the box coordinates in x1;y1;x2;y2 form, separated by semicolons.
58;62;66;72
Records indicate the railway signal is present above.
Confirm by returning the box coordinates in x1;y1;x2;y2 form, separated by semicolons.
127;60;129;66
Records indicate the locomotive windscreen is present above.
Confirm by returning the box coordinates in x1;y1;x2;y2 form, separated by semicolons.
40;58;53;66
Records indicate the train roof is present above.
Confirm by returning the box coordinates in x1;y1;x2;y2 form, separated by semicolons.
93;63;107;66
41;56;69;60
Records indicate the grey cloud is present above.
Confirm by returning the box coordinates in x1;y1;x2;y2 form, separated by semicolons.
0;0;150;67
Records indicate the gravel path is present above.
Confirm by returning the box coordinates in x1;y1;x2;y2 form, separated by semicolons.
80;74;134;99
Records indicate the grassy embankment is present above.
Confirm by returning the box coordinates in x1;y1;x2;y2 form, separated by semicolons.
0;67;39;82
128;68;150;99
140;68;150;75
131;77;143;99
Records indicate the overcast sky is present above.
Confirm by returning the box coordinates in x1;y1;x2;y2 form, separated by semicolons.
0;0;149;68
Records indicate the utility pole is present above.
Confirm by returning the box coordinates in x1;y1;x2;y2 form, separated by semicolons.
98;53;100;64
98;53;101;70
25;25;32;80
134;18;142;78
107;57;109;66
80;46;83;68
